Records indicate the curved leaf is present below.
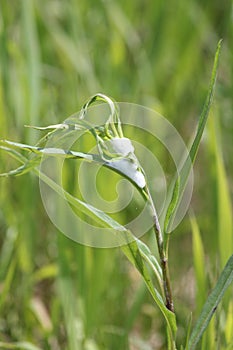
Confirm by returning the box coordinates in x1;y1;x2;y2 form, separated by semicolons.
0;140;146;190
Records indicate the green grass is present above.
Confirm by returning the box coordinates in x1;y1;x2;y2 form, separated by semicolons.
0;1;233;349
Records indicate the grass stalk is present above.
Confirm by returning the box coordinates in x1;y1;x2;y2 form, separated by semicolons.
145;185;174;313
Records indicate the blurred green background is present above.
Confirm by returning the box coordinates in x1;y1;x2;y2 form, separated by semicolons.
0;1;232;349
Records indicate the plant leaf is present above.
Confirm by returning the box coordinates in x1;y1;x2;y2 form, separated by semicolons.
184;313;193;350
209;114;233;268
121;237;177;345
0;139;146;190
164;40;222;233
190;214;207;312
188;253;233;350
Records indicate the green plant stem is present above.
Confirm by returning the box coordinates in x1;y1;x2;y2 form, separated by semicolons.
145;186;174;313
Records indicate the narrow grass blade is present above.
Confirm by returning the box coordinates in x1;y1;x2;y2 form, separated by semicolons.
0;227;18;281
190;214;207;312
184;313;192;350
22;0;41;138
190;214;214;349
188;253;233;349
216;138;233;268
164;40;222;234
0;342;43;350
225;301;233;346
209;114;233;268
0;258;16;312
187;41;222;164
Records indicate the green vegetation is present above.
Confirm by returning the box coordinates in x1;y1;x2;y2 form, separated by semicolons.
0;1;232;349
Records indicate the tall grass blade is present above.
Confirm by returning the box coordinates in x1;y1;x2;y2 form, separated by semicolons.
225;301;233;347
164;40;222;234
209;114;233;267
208;113;233;344
190;214;206;312
22;0;41;140
190;214;214;349
188;254;233;349
184;313;192;350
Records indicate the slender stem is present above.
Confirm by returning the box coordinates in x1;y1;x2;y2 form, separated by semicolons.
145;185;174;312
